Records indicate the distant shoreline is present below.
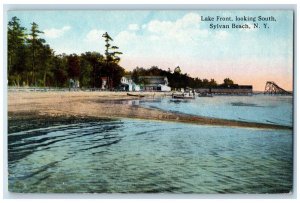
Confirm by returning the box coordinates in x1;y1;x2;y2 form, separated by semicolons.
7;86;293;94
8;91;292;132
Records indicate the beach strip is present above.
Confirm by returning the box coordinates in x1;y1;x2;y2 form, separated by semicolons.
8;91;292;131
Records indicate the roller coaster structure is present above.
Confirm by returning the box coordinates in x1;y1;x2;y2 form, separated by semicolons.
264;81;292;95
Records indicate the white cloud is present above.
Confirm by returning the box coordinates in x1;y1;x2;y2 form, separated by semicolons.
114;12;232;67
149;35;160;41
44;26;71;39
115;31;137;43
82;29;107;54
114;31;141;51
146;12;208;43
141;24;147;29
115;13;211;49
147;13;201;34
128;24;139;31
84;29;106;42
147;20;173;34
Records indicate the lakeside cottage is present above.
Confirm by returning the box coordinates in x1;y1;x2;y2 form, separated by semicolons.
120;75;171;92
120;75;140;91
139;76;171;92
101;76;112;90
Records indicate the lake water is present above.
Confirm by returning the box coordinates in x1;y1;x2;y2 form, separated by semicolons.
8;95;293;193
140;95;293;127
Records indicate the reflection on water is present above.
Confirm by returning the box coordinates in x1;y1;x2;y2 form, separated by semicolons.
8;119;293;193
231;102;263;107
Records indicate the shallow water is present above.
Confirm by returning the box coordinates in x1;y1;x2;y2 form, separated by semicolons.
8;119;293;193
140;95;293;126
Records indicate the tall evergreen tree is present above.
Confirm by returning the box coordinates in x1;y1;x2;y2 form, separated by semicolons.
38;44;54;86
102;32;123;88
7;16;27;86
27;22;45;86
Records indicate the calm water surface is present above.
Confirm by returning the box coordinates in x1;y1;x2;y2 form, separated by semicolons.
8;95;293;193
140;95;293;126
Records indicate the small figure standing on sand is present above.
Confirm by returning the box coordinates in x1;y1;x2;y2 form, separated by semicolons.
75;80;80;91
69;79;74;91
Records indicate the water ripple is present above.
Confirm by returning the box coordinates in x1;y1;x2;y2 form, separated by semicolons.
8;119;293;193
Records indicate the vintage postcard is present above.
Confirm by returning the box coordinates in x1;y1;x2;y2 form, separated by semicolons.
7;9;293;194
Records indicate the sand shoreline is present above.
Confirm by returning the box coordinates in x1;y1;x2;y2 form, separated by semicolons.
8;91;292;132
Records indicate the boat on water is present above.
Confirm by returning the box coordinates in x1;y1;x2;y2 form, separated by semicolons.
127;93;145;97
172;91;195;99
169;99;189;103
198;92;213;97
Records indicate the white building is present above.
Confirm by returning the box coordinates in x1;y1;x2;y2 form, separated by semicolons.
159;84;171;92
120;76;140;91
139;76;171;92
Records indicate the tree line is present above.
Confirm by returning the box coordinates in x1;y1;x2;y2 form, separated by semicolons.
129;66;234;89
8;16;234;89
8;17;124;88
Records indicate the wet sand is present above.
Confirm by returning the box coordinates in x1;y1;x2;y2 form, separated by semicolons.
8;91;292;131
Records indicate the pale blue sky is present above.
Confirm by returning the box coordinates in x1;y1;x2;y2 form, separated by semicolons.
7;10;293;90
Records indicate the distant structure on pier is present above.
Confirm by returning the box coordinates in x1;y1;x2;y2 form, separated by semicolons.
264;81;292;95
196;84;253;95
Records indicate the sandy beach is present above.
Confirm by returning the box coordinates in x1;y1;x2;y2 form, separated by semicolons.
8;91;292;131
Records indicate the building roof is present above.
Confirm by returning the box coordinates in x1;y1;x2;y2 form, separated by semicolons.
214;84;252;89
139;76;166;79
122;75;132;79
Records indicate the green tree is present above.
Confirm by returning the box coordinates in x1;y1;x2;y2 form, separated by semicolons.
53;54;68;87
132;67;140;84
102;32;123;63
223;78;234;86
102;32;123;88
202;79;209;88
174;66;181;74
67;54;81;79
209;79;218;87
81;52;105;88
7;16;27;86
194;77;203;88
110;63;125;87
38;44;54;87
79;55;93;87
27;22;45;86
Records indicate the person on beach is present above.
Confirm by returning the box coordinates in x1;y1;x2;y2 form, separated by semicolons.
69;79;74;91
75;80;80;91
